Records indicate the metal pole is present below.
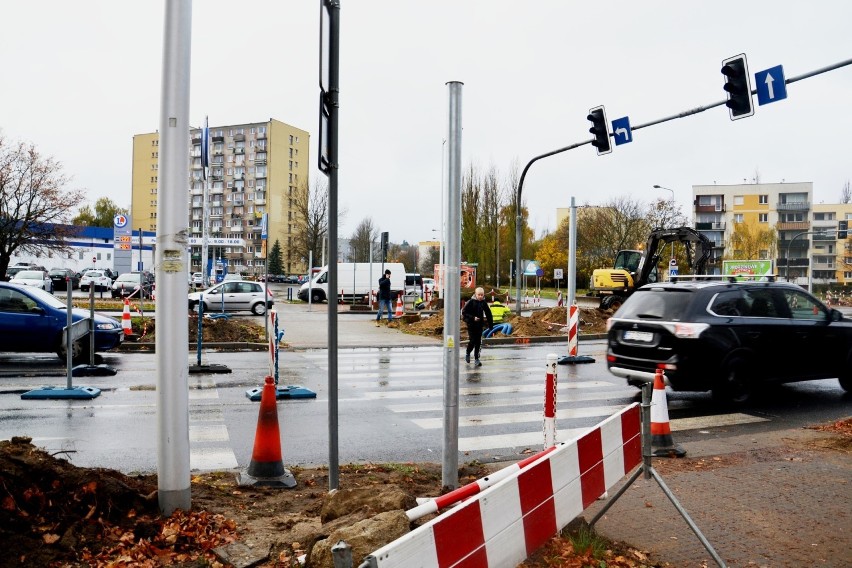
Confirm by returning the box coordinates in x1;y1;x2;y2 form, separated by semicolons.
567;197;577;306
65;284;73;388
326;0;341;491
440;138;446;300
442;81;463;489
156;0;192;515
202;119;210;287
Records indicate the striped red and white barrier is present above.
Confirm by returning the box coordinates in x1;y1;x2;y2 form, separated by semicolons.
567;303;579;357
543;354;558;448
364;404;642;568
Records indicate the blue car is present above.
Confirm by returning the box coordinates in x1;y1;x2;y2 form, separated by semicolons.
0;282;123;363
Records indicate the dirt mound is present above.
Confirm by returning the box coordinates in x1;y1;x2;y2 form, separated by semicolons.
403;306;610;339
132;315;268;344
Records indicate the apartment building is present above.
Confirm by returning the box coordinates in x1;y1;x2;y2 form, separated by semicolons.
131;118;310;277
693;182;852;285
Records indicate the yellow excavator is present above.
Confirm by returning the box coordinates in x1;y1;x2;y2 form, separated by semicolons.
589;226;713;311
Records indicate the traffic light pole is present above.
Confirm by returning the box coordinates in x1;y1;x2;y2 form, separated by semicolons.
512;56;852;316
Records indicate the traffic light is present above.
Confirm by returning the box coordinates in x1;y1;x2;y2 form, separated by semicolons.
721;54;754;120
380;231;389;261
839;221;848;240
587;105;612;155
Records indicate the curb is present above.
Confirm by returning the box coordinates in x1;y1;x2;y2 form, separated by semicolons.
116;334;606;353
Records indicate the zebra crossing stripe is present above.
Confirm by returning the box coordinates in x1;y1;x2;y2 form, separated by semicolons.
412;405;626;429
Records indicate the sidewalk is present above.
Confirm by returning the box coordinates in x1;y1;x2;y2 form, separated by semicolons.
582;426;851;567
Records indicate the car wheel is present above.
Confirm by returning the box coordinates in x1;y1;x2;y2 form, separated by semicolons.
57;338;87;365
840;356;852;393
251;302;268;316
311;290;325;303
713;355;754;405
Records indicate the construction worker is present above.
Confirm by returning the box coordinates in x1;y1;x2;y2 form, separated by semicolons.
489;299;511;324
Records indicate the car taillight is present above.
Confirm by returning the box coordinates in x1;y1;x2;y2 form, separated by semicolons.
672;322;709;338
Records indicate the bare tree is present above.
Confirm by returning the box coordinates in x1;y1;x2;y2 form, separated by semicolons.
292;180;329;269
0;135;84;277
349;217;378;262
841;180;851;204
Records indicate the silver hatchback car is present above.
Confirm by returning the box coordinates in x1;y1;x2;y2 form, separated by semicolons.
187;280;273;315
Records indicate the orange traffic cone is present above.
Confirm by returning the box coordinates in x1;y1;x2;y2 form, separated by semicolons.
650;369;686;457
394;294;404;318
121;299;132;336
238;376;296;488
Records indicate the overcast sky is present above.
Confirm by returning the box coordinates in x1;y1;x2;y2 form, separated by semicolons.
3;1;851;246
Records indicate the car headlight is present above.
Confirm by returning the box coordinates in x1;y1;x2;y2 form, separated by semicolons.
96;322;119;330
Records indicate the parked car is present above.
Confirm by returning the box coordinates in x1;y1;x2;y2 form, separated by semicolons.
3;264;38;282
0;282;123;363
111;272;154;299
606;278;852;403
9;270;53;293
49;268;80;291
191;272;204;287
188;280;273;315
80;270;112;292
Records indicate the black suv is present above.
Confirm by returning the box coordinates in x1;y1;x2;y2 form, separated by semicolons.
606;279;852;403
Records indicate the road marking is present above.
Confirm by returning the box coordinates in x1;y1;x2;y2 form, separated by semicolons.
413;405;627;429
359;381;616;399
670;412;769;431
386;389;639;413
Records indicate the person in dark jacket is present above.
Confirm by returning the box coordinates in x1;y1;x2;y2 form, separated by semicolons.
462;287;493;366
376;269;393;325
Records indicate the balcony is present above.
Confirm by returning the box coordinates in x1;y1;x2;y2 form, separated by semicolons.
776;222;809;231
234;147;245;154
694;202;725;213
257;130;267;140
255;197;266;205
230;226;243;232
776;201;810;211
812;261;835;270
255;157;267;165
695;221;726;231
778;239;809;250
776;257;810;267
212;134;224;143
234;134;245;142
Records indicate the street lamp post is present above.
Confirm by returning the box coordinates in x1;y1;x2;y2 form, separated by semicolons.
653;185;677;267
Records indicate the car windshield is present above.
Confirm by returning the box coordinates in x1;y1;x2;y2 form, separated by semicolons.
49;269;67;276
13;285;66;309
614;288;694;321
15;271;44;280
85;271;105;279
116;274;140;283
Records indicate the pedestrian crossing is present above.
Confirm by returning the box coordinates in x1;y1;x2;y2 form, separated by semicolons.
300;344;770;459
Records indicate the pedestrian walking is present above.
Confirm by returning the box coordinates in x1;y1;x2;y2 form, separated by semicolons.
376;269;393;325
462;287;493;366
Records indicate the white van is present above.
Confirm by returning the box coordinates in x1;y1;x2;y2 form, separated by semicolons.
298;262;405;303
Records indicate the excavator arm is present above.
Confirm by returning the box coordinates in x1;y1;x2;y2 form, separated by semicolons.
635;226;713;287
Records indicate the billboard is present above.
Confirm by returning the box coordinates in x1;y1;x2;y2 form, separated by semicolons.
722;260;774;281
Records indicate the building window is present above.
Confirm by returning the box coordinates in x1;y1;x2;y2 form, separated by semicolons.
759;195;768;204
734;196;744;206
734;214;743;223
759;213;768;223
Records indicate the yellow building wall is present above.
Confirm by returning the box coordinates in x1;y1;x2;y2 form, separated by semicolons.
131;133;159;232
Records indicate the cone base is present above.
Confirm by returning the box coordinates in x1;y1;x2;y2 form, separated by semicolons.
238;467;297;488
652;444;687;458
557;355;595;365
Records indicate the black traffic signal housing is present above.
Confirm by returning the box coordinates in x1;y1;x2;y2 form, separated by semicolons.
721;54;754;120
839;221;849;240
380;231;389;261
587;105;612;155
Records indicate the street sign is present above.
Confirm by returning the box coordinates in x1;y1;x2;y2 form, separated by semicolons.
669;258;678;277
755;65;787;106
611;116;632;146
553;268;563;280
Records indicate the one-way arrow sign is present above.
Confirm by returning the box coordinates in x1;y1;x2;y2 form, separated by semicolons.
755;65;787;106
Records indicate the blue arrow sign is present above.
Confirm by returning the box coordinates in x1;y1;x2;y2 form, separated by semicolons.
755;65;787;106
611;116;632;146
